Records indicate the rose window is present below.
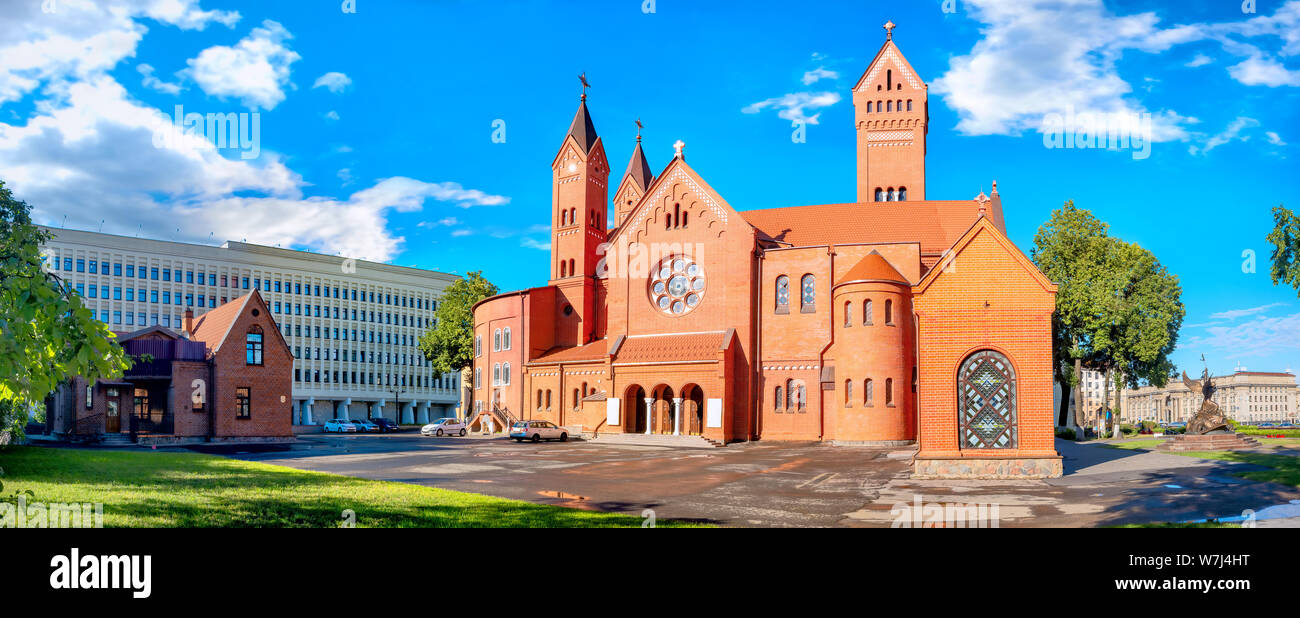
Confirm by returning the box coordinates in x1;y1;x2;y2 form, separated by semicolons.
649;256;705;316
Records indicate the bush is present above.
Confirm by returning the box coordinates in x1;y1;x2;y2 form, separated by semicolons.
1120;424;1139;436
1055;427;1077;440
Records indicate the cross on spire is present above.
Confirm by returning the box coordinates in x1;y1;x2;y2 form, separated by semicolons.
884;20;896;41
579;72;591;101
636;118;644;143
673;140;685;159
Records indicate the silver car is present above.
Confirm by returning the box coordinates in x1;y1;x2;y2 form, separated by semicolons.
510;420;568;443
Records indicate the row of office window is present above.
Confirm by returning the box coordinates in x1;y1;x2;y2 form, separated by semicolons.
293;369;443;388
48;255;439;310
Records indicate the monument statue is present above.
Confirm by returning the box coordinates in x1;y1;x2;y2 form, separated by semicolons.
1182;369;1230;435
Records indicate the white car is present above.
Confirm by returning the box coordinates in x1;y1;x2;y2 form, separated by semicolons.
421;417;468;437
510;420;569;443
323;419;357;433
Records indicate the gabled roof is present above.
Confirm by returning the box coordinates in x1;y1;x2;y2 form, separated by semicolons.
912;216;1057;295
836;251;908;286
741;200;984;254
608;155;755;246
612;331;729;365
567;100;599;155
529;339;609;365
190;292;254;352
621;141;653;191
118;325;182;342
853;36;925;93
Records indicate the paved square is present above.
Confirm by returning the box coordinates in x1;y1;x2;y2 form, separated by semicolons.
214;436;1300;527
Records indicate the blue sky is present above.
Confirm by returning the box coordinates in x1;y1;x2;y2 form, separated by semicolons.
1;0;1298;379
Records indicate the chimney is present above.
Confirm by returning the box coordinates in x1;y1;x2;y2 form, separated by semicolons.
183;309;194;336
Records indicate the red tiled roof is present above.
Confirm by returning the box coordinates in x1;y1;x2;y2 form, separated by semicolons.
614;332;729;365
837;251;908;285
741;201;985;254
530;339;609;365
190;293;252;352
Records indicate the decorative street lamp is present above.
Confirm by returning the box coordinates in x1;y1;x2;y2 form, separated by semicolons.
391;387;407;425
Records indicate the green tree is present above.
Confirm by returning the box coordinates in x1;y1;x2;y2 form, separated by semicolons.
1094;238;1184;437
417;271;498;374
0;180;131;440
1267;205;1299;294
1031;201;1112;432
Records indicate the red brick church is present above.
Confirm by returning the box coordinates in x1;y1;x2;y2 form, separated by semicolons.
472;24;1061;478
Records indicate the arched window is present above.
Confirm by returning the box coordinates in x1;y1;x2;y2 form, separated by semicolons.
867;101;873;113
958;350;1018;449
844;301;853;327
907;99;913;111
573;388;580;409
885;299;894;325
474;367;481;389
899;187;907;201
800;275;816;312
493;363;501;385
681;211;688;227
875;188;884;202
775;275;790;313
569;259;575;277
494;328;501;351
887;100;892;112
502;363;511;385
864;299;873;325
774;385;784;412
897;99;902;111
474;335;482;357
503;327;511;350
865;378;874;406
560;261;567;277
797;383;807;412
887;69;892;91
536;389;543;410
545;389;552;409
244;326;262;364
570;208;576;225
560;210;566;226
885;378;894;406
844;379;853;405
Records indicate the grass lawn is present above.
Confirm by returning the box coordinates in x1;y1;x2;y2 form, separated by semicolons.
1098;439;1300;489
0;446;705;528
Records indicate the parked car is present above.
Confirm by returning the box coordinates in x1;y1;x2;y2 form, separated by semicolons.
370;417;401;432
510;420;568;443
422;417;468;437
350;418;380;433
1278;422;1296;428
323;419;357;433
1259;422;1277;428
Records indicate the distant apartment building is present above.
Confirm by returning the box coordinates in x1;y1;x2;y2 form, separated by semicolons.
40;226;464;425
1125;371;1299;424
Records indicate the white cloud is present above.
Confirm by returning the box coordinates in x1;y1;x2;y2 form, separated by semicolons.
0;0;238;105
520;237;551;250
337;167;353;186
1267;131;1287;146
1208;303;1287;321
183;19;300;110
417;216;459;228
1183;312;1300;360
0;3;508;264
137;64;183;94
1185;54;1213;68
450;229;472;237
742;92;841;125
1228;55;1300;87
323;110;340;121
1189;117;1260;155
312;71;352;93
931;0;1300;142
801;67;839;85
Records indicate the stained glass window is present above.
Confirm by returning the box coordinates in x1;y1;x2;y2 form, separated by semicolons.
958;350;1018;449
649;255;705;316
775;276;789;311
800;275;815;311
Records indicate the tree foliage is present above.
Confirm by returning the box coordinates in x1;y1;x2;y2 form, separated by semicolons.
1031;201;1185;431
417;271;498;374
0;180;131;440
1267;205;1299;295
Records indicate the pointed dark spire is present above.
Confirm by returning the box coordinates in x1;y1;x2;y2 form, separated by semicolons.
567;99;598;155
623;140;653;191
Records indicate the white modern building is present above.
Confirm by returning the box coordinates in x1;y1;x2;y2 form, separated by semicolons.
40;226;464;426
1125;371;1299;425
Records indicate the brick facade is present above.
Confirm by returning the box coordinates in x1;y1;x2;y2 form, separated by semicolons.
471;27;1060;477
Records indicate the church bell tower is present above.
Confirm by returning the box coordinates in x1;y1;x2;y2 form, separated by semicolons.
853;21;928;203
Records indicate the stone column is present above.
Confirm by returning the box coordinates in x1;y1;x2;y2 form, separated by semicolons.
401;401;414;425
416;401;430;425
339;398;352;420
672;398;683;436
643;398;655;435
301;398;314;425
373;400;386;422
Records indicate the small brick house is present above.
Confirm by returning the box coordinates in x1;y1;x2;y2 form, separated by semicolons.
46;290;293;444
470;23;1062;478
